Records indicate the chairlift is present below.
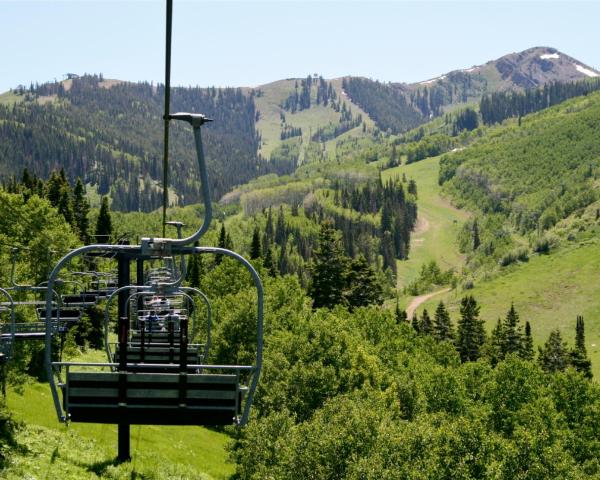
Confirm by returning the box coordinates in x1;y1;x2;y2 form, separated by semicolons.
45;5;262;463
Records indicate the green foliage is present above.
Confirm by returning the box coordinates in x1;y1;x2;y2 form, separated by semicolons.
0;405;18;470
0;75;288;210
480;77;600;125
433;301;454;342
342;77;423;134
308;222;384;310
0;190;78;284
405;260;454;295
230;276;600;479
456;295;486;362
499;246;529;267
440;91;600;235
539;329;569;373
309;221;349;309
94;196;112;243
405;133;456;164
453;107;479;134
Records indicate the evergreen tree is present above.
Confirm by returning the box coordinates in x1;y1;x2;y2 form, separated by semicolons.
433;301;453;341
216;222;227;265
380;230;396;276
420;309;433;335
501;303;522;357
575;315;586;356
456;295;486;362
344;255;382;309
395;298;407;324
275;206;286;245
250;226;261;260
187;254;203;289
488;318;505;366
278;240;289;276
263;246;278;277
57;185;74;226
570;315;592;378
538;329;569;373
407;179;418;198
264;207;274;247
72;177;90;244
46;171;63;207
309;221;348;309
95;196;112;243
472;219;481;251
521;321;535;360
411;312;420;333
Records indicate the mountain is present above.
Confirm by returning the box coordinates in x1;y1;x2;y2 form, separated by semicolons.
411;46;599;91
0;75;293;211
0;47;597;212
341;47;599;134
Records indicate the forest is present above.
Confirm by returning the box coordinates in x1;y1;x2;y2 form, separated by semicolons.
0;75;295;212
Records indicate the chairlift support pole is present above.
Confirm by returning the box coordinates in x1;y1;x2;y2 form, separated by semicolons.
117;248;131;462
162;0;173;237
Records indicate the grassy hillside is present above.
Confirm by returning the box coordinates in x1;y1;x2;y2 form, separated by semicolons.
254;77;375;162
415;239;600;378
4;381;233;479
382;156;469;290
440;91;600;233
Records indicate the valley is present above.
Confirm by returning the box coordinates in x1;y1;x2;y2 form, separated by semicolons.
3;43;600;478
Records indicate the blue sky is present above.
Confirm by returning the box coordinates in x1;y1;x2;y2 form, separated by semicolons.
1;1;599;92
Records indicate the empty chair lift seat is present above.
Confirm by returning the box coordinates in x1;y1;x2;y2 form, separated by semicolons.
64;371;244;425
62;294;97;307
113;344;203;366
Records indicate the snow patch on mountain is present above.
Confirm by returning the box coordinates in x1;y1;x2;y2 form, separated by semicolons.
420;75;446;85
574;64;599;77
540;53;560;60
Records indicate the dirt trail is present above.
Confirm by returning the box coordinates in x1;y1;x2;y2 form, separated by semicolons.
412;215;430;236
406;287;451;319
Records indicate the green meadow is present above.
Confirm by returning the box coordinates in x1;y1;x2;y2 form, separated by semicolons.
382;155;469;291
3;380;234;479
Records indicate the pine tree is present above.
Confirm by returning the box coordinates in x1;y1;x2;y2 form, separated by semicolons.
215;222;227;265
521;321;535;360
488;318;505;366
407;179;417;198
411;312;420;333
456;295;486;362
250;226;261;259
501;303;522;357
275;206;286;245
95;196;112;243
380;230;396;276
308;221;348;309
472;219;481;251
46;171;63;207
395;298;407;324
264;207;274;247
420;309;433;335
57;185;74;226
278;240;289;276
538;329;569;373
575;315;586;356
433;301;453;341
187;254;203;289
263;246;278;277
570;315;592;378
344;255;382;309
72;178;90;244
